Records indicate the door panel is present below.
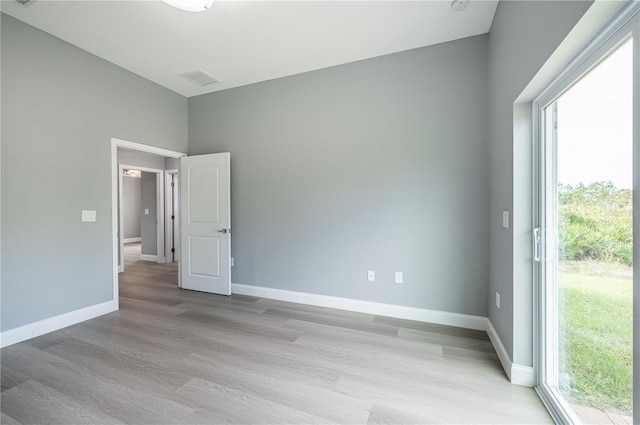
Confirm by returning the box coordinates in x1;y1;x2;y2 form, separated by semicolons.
180;153;230;295
189;164;220;223
189;236;220;277
535;22;636;424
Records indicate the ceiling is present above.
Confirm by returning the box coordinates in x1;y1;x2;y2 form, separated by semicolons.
1;0;498;98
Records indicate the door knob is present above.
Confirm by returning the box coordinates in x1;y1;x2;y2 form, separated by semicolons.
218;229;229;233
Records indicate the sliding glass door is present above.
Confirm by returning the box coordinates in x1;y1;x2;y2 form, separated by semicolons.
535;5;639;424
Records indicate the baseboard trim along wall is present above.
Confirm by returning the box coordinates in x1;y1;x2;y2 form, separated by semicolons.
510;364;536;387
0;300;116;348
123;237;142;243
232;283;534;386
486;320;535;386
232;283;488;331
139;254;158;262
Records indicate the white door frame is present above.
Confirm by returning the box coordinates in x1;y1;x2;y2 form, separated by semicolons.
119;163;166;270
165;169;179;267
532;3;640;422
111;138;185;310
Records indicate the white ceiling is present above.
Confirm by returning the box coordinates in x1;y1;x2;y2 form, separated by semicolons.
1;0;498;98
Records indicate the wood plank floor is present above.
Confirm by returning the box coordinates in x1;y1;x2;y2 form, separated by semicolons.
1;244;552;424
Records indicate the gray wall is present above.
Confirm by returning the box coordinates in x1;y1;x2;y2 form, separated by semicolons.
487;1;592;365
165;157;179;170
1;14;188;331
189;35;490;316
123;176;141;239
140;172;158;256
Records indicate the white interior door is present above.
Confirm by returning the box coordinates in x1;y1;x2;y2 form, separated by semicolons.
180;153;231;295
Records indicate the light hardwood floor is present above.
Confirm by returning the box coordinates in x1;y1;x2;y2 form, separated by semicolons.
1;244;552;424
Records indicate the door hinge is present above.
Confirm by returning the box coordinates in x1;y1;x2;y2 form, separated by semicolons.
171;248;175;253
171;215;175;220
171;182;175;187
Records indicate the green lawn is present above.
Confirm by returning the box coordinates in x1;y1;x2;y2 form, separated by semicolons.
558;263;632;415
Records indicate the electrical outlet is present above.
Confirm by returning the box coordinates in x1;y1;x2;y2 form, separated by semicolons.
496;292;501;309
395;272;403;284
81;210;96;222
367;270;375;282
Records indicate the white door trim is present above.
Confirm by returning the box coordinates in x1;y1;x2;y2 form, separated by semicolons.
165;169;179;267
111;138;186;310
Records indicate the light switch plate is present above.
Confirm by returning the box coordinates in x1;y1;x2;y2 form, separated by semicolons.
395;272;403;284
144;209;150;215
82;210;96;222
502;211;509;229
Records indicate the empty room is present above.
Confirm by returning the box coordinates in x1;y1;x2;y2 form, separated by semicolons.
1;0;638;423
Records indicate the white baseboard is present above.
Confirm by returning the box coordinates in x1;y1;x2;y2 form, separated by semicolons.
231;283;487;331
0;300;116;348
486;320;535;386
139;254;158;262
511;364;535;387
123;237;141;243
486;320;513;380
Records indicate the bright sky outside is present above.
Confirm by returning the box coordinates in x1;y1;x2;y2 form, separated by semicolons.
557;38;632;190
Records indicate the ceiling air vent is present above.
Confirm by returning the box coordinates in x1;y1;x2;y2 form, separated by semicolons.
14;0;37;6
179;69;219;87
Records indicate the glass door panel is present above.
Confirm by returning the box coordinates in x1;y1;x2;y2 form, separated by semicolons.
541;37;633;424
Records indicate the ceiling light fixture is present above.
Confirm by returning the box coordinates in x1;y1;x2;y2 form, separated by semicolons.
162;0;213;12
450;0;469;12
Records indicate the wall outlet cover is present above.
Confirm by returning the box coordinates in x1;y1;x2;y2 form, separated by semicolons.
81;210;96;222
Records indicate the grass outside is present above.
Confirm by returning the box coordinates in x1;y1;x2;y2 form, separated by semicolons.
558;261;632;415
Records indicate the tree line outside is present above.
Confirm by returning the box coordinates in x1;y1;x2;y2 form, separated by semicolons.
558;181;632;266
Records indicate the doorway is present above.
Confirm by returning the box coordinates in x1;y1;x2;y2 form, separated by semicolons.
534;8;638;424
118;164;165;271
110;138;186;309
